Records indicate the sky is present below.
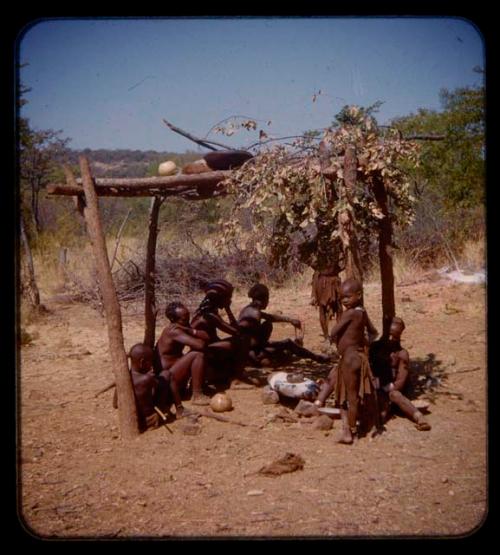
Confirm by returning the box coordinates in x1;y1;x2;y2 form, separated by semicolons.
18;17;485;153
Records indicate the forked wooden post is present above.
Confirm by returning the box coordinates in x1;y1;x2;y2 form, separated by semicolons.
340;145;364;283
143;196;165;348
372;175;396;337
74;157;140;439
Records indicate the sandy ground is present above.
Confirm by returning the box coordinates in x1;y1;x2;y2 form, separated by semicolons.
18;276;487;539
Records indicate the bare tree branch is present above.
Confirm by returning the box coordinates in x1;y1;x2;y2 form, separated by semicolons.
162;118;232;151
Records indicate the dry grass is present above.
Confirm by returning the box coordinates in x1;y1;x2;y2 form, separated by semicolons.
459;236;486;272
26;228;486;308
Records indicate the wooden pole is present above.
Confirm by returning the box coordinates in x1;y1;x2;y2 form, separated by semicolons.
372;175;396;338
110;208;132;271
143;196;164;348
20;213;41;309
339;145;364;283
47;171;231;194
77;156;139;439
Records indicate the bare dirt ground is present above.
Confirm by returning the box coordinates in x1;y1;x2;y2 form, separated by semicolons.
18;275;487;539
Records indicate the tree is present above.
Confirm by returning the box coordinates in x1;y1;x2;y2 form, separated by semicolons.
219;106;417;271
391;82;485;211
19;127;70;233
390;81;485;263
218;106;419;333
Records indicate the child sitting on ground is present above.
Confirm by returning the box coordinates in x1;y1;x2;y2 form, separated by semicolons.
155;301;211;418
369;317;431;431
128;343;160;432
238;283;331;367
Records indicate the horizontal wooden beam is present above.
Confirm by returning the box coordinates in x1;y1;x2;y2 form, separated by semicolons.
47;170;231;198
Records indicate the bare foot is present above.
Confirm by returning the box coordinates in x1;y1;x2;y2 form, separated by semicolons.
175;406;198;419
191;393;211;406
337;428;354;444
415;420;431;431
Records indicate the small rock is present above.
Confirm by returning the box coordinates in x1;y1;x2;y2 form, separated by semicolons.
247;490;264;496
313;414;334;431
295;400;319;417
449;490;455;496
372;516;379;524
442;477;449;484
261;386;279;405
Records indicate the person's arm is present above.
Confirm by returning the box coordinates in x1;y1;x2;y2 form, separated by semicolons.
382;350;409;392
206;312;240;336
328;310;354;343
261;311;301;328
392;350;409;391
171;326;207;351
220;296;239;328
365;313;379;344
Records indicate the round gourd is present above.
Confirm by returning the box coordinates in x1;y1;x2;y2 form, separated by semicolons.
210;392;233;413
158;160;178;176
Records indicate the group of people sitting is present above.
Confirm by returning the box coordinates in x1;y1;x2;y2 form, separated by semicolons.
123;276;431;443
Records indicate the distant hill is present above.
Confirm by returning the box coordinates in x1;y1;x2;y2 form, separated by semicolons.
65;148;202;178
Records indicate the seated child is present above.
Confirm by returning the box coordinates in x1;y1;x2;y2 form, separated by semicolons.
369;317;431;431
155;301;211;418
128;343;160;432
238;283;330;367
191;279;249;385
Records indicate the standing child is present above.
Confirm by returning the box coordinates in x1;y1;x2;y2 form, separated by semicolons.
314;278;378;444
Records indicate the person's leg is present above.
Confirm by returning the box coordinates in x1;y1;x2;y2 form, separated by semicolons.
155;369;173;414
190;352;211;405
259;320;274;344
388;390;431;430
338;349;361;444
319;305;329;339
269;338;330;363
169;353;199;417
314;365;338;406
232;335;253;382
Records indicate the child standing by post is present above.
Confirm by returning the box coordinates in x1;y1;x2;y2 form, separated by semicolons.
314;278;378;444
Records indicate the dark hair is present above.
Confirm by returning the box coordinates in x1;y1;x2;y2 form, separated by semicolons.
129;343;153;361
165;301;186;322
341;277;362;293
248;283;269;300
204;279;234;297
392;317;406;330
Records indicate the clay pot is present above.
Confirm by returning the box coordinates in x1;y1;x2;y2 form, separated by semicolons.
158;161;178;176
210;393;233;413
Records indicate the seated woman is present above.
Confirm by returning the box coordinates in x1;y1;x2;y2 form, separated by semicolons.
155;301;211;418
190;279;250;385
238;283;331;367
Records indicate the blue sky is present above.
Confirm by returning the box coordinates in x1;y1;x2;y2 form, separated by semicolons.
18;17;485;153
